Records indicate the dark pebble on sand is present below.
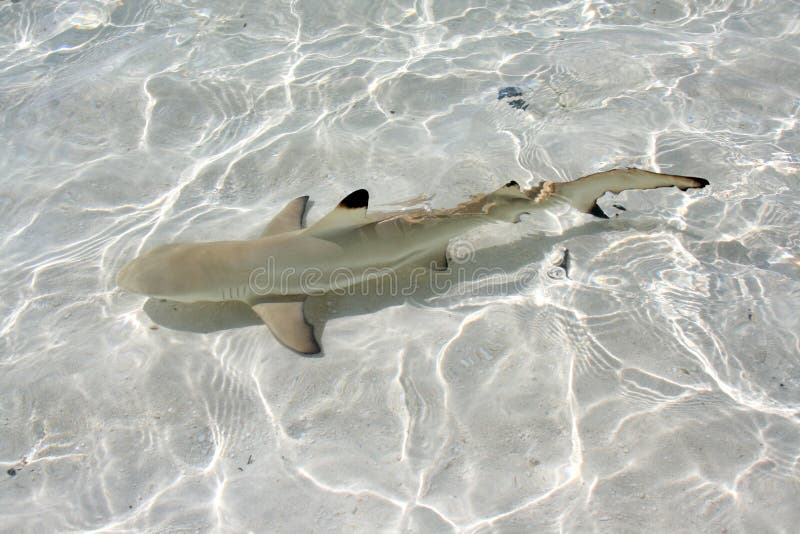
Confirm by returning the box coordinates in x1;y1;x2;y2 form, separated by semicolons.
507;99;528;110
7;468;16;476
497;87;523;100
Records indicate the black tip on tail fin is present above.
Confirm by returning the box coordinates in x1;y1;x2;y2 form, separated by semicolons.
589;202;610;219
677;177;709;191
339;189;369;209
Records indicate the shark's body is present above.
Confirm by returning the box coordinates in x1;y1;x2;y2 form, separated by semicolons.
117;168;708;354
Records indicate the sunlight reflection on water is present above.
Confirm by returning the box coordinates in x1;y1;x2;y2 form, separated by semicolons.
1;0;799;531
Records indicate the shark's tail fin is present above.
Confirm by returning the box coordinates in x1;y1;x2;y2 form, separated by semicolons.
553;168;709;218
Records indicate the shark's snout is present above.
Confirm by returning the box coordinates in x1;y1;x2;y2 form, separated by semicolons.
117;255;166;296
116;259;143;294
115;245;197;299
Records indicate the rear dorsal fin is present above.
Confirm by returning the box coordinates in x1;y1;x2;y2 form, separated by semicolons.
308;189;369;234
261;196;309;237
493;180;527;198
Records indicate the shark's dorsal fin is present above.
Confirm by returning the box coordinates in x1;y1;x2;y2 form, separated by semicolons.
493;180;527;198
308;189;369;234
261;196;309;237
252;299;320;354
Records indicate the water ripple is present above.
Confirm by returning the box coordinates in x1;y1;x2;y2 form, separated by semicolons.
1;0;799;531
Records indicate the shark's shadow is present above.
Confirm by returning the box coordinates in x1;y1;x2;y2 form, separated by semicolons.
142;217;662;354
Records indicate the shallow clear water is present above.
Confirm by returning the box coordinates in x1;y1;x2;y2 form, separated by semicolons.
1;0;799;531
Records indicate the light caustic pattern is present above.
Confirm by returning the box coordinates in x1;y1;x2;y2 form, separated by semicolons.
1;0;799;531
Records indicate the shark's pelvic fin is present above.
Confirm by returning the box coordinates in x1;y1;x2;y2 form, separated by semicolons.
429;249;449;271
251;299;320;354
554;168;708;218
262;196;309;236
308;189;369;235
588;202;610;219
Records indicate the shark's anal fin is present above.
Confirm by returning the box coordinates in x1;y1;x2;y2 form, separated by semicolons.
252;299;320;355
308;189;369;235
554;168;709;217
262;196;309;237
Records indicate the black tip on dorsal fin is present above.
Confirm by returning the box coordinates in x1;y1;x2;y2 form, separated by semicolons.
339;189;369;209
506;180;518;187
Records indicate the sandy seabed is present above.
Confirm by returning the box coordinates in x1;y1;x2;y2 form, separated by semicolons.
1;0;799;532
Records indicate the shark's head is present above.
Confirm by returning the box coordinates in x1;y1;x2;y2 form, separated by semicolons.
116;244;195;299
116;256;166;297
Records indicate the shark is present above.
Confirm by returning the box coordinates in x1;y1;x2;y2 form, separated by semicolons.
117;168;708;354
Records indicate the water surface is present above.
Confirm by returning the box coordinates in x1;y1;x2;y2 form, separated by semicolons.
1;0;799;531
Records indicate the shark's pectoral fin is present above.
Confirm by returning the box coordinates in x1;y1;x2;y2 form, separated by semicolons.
308;189;369;235
262;196;309;236
252;299;320;355
554;168;708;218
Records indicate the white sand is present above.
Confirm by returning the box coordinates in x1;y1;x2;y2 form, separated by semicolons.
1;0;799;531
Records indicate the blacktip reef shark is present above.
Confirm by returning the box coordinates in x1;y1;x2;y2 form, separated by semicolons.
117;168;708;354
